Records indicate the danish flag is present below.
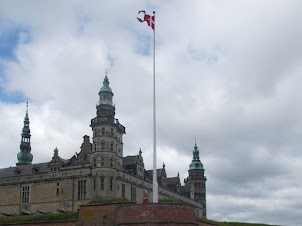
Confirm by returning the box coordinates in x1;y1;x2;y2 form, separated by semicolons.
137;10;155;30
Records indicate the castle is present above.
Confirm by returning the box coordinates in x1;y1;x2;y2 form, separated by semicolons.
0;74;207;218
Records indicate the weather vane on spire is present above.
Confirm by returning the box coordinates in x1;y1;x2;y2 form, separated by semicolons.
26;99;29;113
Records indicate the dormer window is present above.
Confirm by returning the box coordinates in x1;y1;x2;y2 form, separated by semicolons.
50;166;60;173
14;169;21;175
32;167;39;173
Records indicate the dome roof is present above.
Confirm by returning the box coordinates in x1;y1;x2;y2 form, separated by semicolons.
99;75;113;94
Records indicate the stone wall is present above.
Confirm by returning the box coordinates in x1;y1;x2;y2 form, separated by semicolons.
0;167;91;215
0;168;203;217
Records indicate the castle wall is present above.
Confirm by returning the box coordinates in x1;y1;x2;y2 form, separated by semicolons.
0;167;92;215
0;168;204;217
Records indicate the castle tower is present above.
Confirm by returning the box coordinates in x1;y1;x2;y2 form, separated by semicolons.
90;73;126;198
17;101;33;165
184;142;207;218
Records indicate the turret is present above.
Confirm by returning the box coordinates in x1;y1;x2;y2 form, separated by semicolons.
89;72;126;199
184;141;207;218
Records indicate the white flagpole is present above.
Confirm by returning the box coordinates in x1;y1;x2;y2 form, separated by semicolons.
152;11;158;203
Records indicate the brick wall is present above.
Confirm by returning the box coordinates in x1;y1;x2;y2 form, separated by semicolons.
78;202;199;225
3;202;215;226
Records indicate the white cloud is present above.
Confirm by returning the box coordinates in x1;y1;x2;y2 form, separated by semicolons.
0;1;302;225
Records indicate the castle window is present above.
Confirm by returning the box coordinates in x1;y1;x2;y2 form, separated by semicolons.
110;177;113;191
102;127;105;135
94;144;97;152
56;188;59;196
110;143;113;151
77;180;86;200
93;178;96;191
110;159;113;167
22;186;30;203
122;184;125;198
111;128;113;136
93;158;97;167
101;158;105;167
100;177;105;190
101;141;105;150
131;186;136;202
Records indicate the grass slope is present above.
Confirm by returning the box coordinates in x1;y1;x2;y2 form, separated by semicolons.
197;217;279;226
0;212;78;224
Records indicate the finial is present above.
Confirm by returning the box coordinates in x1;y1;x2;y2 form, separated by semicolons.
105;68;108;76
163;162;165;169
25;99;29;115
54;147;59;156
139;148;142;155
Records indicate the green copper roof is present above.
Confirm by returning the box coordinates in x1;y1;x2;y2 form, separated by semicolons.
189;142;204;170
99;75;113;94
17;104;33;165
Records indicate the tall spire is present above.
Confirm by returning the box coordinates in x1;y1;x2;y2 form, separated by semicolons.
189;142;204;170
17;101;33;165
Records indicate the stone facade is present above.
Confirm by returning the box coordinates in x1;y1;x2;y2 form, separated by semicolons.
0;75;207;218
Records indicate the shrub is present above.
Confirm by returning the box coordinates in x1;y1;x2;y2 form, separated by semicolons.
87;197;129;204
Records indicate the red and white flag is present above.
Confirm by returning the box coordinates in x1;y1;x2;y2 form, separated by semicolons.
137;10;155;30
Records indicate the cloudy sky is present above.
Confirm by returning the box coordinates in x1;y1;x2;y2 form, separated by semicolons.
0;0;302;225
